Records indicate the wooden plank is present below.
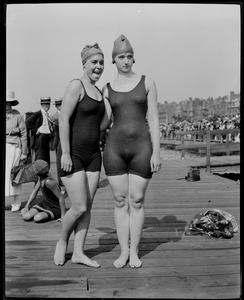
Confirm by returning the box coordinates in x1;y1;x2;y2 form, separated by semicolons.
4;149;240;299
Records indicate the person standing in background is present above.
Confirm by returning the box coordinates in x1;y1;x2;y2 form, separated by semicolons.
51;98;63;186
26;97;54;166
5;91;27;212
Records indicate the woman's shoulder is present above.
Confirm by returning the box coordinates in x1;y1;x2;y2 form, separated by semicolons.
102;83;110;93
67;78;85;96
144;75;154;84
144;75;156;90
69;78;84;88
12;109;25;120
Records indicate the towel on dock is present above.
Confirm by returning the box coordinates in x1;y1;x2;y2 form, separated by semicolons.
185;209;238;239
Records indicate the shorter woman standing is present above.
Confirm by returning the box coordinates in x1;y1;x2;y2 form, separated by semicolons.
5;91;27;212
54;43;106;267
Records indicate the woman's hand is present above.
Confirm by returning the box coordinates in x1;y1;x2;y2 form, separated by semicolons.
61;153;72;172
150;153;162;173
20;154;27;160
20;207;28;216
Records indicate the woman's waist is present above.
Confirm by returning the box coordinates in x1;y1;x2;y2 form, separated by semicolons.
6;135;21;145
109;124;149;137
6;132;20;136
107;131;150;143
70;135;100;148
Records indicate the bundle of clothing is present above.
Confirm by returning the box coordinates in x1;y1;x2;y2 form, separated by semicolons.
185;209;238;239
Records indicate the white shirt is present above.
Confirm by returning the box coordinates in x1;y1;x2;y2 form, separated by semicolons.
38;108;51;134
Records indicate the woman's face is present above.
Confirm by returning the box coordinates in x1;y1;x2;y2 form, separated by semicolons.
6;102;12;111
84;54;104;82
114;52;134;72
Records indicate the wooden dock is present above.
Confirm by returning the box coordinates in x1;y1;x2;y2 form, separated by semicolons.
4;149;240;298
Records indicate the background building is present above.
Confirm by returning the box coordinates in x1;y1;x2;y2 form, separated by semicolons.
158;91;240;124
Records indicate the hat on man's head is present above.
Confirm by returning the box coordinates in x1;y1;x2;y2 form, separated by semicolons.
6;90;19;106
54;98;62;106
40;97;51;105
81;42;104;65
112;34;134;63
33;160;49;176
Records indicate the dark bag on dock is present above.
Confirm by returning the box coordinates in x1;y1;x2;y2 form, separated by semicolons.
185;209;238;239
11;160;38;186
186;168;200;181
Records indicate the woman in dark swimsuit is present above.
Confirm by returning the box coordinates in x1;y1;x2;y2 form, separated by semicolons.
102;35;162;268
54;43;106;267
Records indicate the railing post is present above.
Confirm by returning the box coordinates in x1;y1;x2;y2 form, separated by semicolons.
206;130;211;174
181;133;185;159
226;132;230;156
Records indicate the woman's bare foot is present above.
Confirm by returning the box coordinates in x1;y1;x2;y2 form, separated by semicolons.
129;251;142;268
54;240;67;266
71;253;100;268
113;251;129;268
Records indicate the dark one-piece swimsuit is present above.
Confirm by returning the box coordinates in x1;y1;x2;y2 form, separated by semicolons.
103;75;153;179
57;79;105;177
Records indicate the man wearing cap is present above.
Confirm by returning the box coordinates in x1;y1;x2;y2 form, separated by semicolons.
26;97;54;166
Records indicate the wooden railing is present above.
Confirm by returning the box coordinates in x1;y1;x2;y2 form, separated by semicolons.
161;129;240;174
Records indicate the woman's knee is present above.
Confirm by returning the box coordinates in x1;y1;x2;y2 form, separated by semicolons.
45;179;57;190
70;204;87;218
33;213;47;223
129;192;144;209
113;193;128;208
22;213;33;221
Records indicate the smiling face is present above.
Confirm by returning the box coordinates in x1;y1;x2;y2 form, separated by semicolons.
84;53;104;82
114;52;134;73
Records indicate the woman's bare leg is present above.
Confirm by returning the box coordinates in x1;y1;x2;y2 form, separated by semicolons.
71;171;100;268
107;174;130;268
54;171;88;266
21;208;39;221
128;174;150;268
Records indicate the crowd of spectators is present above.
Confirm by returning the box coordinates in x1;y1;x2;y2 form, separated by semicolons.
160;114;240;143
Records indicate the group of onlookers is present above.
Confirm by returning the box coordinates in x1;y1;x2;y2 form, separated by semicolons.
160;114;240;142
6;91;63;212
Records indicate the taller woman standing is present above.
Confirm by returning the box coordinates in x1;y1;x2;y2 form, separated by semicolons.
54;43;106;267
102;34;162;268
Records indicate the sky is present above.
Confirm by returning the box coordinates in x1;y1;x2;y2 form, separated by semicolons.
6;3;240;115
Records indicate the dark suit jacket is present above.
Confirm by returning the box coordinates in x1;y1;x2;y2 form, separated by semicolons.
25;110;43;149
26;110;43;135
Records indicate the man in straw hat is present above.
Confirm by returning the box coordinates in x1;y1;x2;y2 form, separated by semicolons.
26;96;54;166
6;90;28;212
